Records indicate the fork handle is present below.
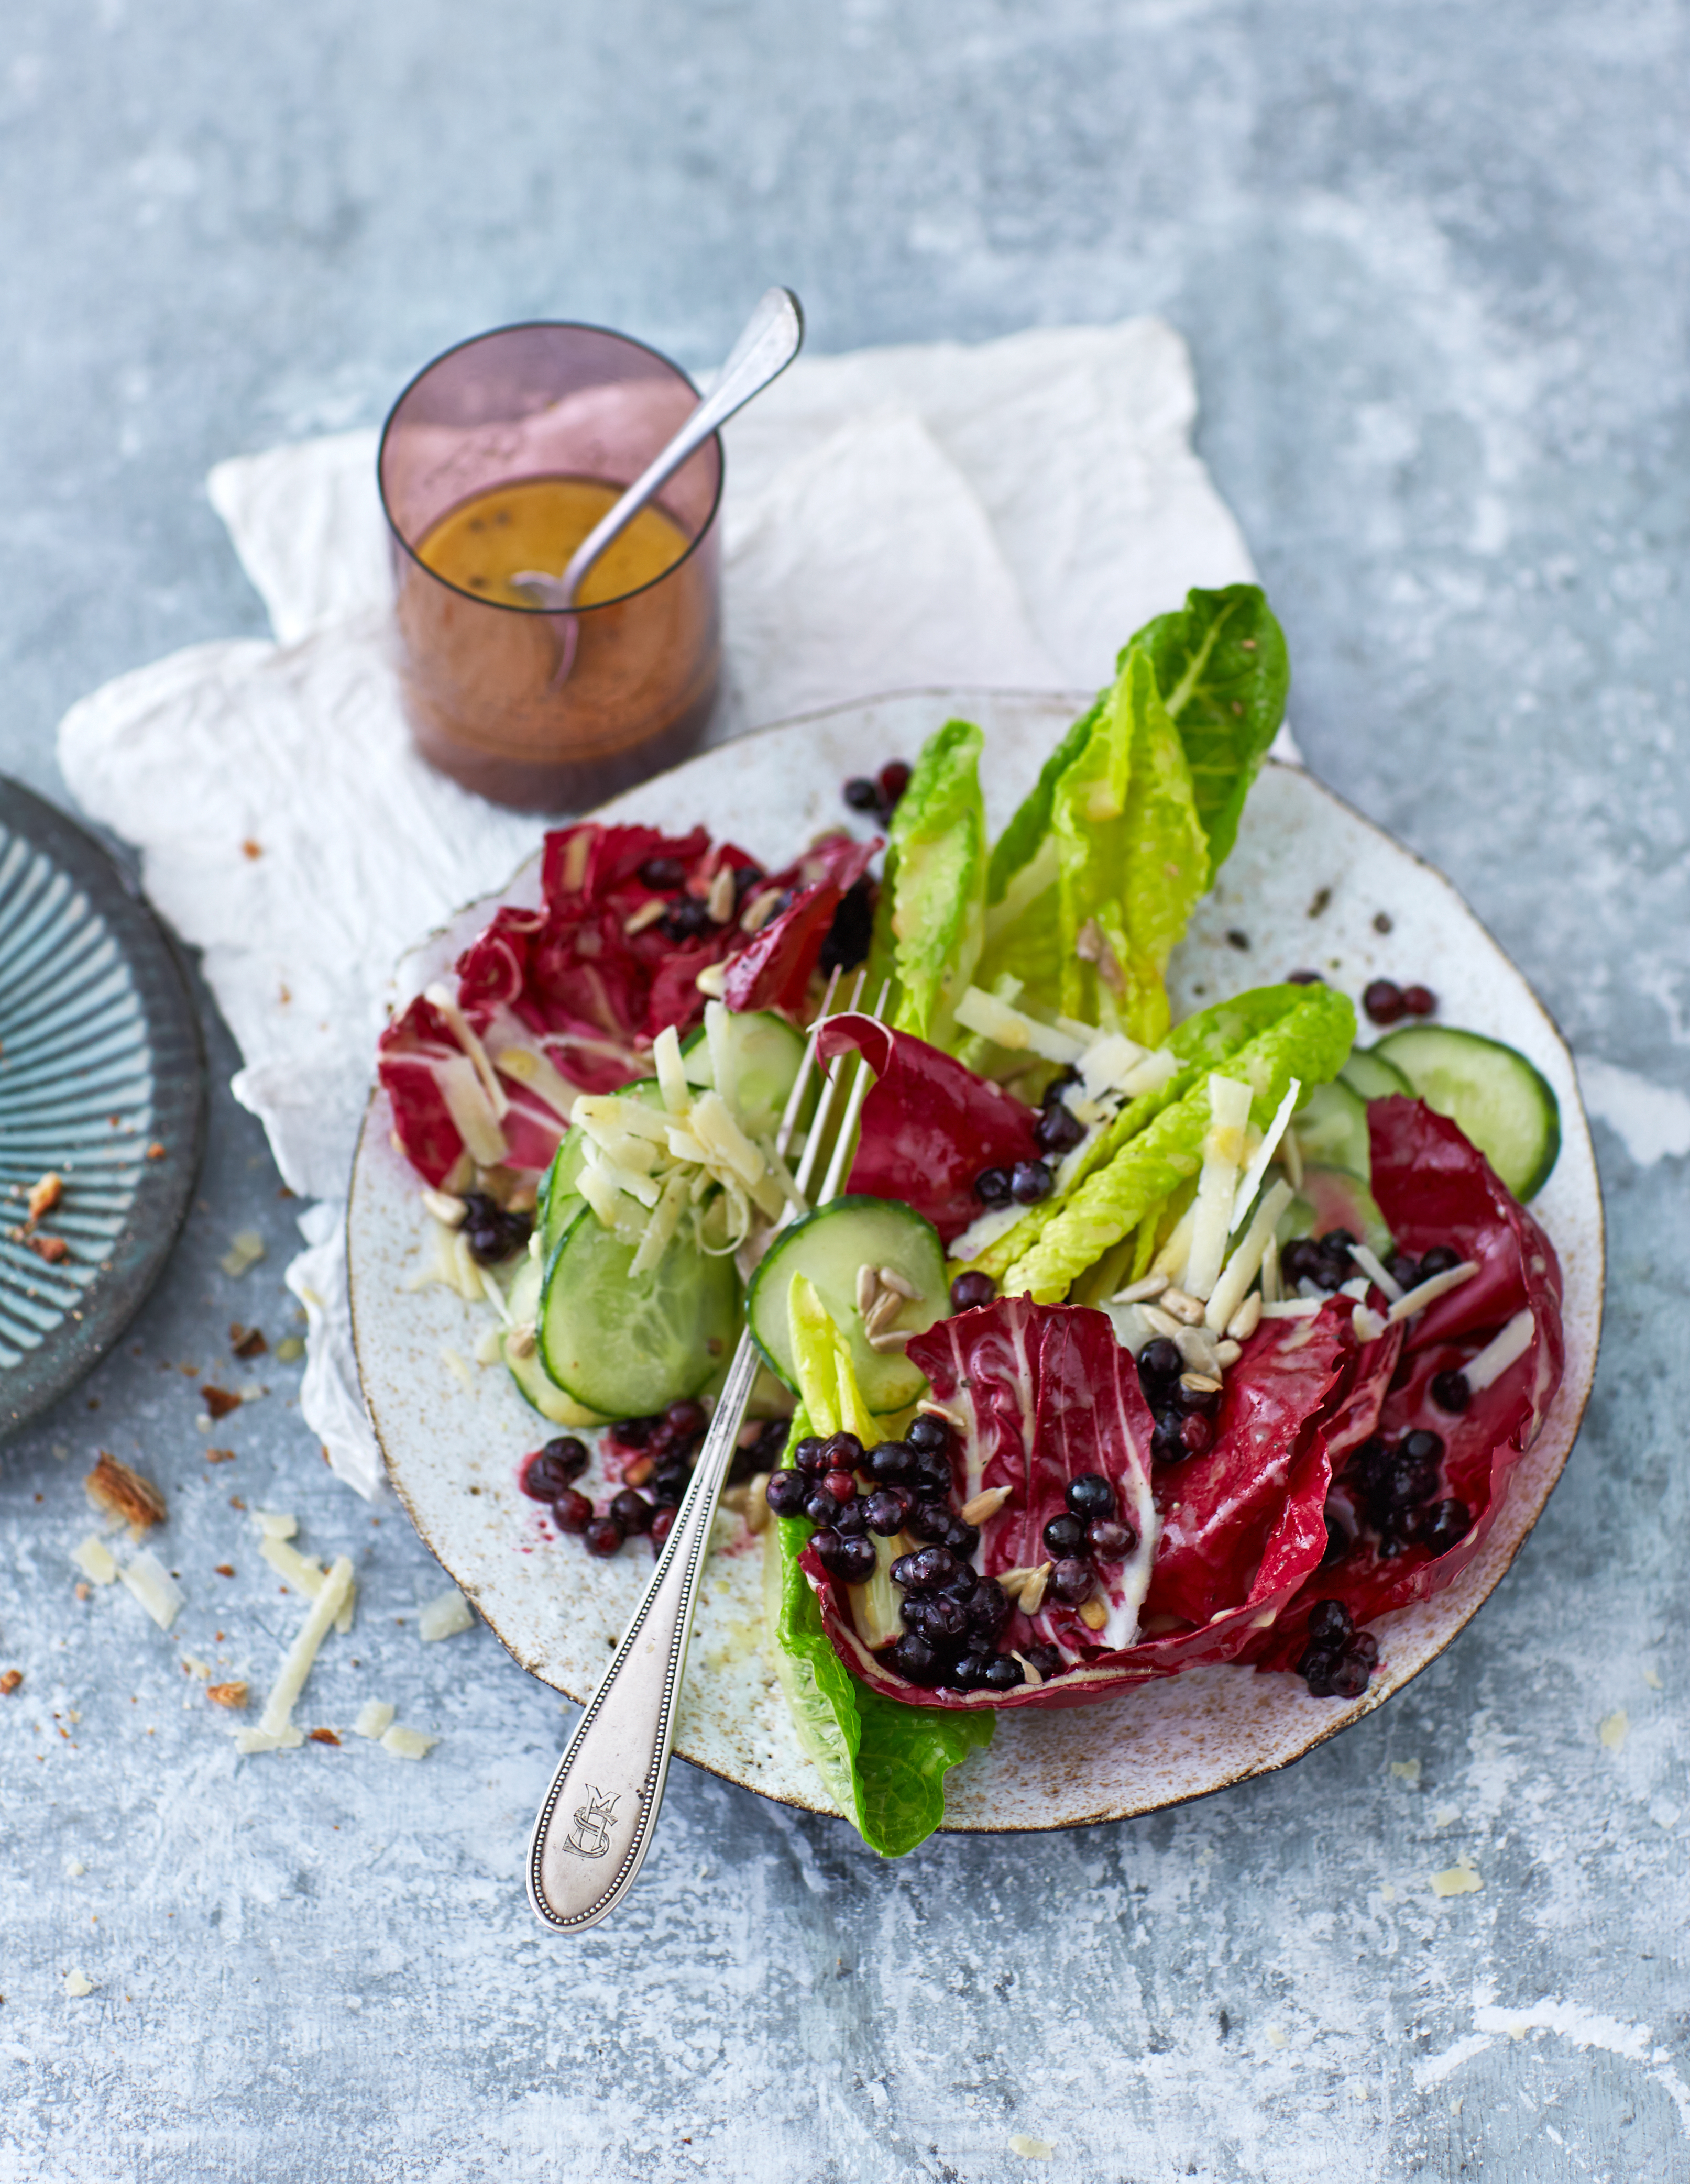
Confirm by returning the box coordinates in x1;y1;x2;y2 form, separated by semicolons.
527;1333;761;1932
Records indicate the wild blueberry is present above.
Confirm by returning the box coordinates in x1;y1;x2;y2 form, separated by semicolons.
1010;1159;1053;1204
1306;1598;1353;1647
666;1398;707;1439
982;1654;1025;1691
1034;1102;1085;1155
1345;1630;1379;1667
660;896;711;941
1319;1515;1352;1567
1087;1518;1136;1559
949;1271;997;1311
1137;1337;1183;1395
1363;979;1407;1027
1041;1512;1087;1558
819;879;874;975
650;1463;691;1506
1329;1652;1371;1699
974;1166;1013;1207
831;1498;870;1538
1049;1558;1094;1605
1299;1646;1337;1696
649;1507;675;1549
1151;1413;1188;1466
965;1580;1012;1637
822;1431;864;1470
1401;1428;1445;1466
842;776;882;814
803;1489;841;1528
584;1515;624;1558
552;1489;592;1535
863;1488;913;1535
1023;1643;1064;1679
902;1546;958;1592
902;1594;969;1646
868;1438;914;1482
907;1502;955;1544
940;1562;979;1602
764;1470;809;1520
890;1633;942;1685
1378;1445;1440;1511
909;1453;953;1499
1066;1473;1114;1522
1430;1369;1473;1414
1415;1498;1472;1555
637;855;686;891
1419;1244;1464;1277
1177;1412;1214;1459
821;1469;858;1504
792;1436;831;1477
906;1414;951;1455
946;1648;992;1690
1401;984;1437;1017
943;1518;981;1557
610;1488;652;1535
816;1530;878;1584
1386;1252;1422;1291
877;759;912;811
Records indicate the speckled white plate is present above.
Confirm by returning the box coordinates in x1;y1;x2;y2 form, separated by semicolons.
347;692;1603;1834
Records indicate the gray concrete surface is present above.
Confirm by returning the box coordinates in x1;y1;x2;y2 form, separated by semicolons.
2;4;1688;2178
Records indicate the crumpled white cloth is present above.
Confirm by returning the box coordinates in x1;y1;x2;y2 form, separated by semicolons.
59;315;1260;1497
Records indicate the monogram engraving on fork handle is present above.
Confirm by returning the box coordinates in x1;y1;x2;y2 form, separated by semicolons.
559;1786;621;1859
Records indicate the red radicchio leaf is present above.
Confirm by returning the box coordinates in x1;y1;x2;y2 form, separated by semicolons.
814;1018;1041;1246
722;835;878;1017
376;996;472;1188
800;1298;1364;1713
1245;1096;1566;1671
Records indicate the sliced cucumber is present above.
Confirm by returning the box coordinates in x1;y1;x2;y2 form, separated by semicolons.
1340;1047;1415;1103
1277;1164;1394;1261
682;1009;807;1133
1292;1078;1371;1182
1373;1024;1560;1200
501;1259;609;1428
539;1203;740;1418
747;1196;947;1414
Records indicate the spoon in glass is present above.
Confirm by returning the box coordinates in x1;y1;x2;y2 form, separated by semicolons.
512;285;803;620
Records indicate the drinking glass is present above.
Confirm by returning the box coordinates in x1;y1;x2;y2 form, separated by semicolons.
379;322;723;812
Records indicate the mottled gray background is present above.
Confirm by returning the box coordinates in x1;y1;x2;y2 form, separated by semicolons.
1;3;1687;2178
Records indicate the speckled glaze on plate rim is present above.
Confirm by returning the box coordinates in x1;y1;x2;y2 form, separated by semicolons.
347;690;1603;1838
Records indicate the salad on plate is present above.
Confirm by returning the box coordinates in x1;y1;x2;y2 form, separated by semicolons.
374;584;1567;1854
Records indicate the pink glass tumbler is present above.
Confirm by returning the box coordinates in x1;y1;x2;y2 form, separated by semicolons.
379;322;723;812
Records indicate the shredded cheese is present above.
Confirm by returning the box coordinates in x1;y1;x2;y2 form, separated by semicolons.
380;1724;438;1761
1387;1259;1481;1325
1464;1307;1534;1391
254;1509;298;1540
1182;1076;1254;1300
354;1700;395;1740
1230;1079;1300;1232
653;1024;691;1115
953;985;1088;1064
71;1535;117;1585
254;1555;355;1741
118;1548;183;1631
418;1588;475;1641
1204;1179;1294;1332
1347;1241;1404;1303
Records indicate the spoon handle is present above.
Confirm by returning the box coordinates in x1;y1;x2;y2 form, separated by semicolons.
556;286;804;602
526;1331;761;1932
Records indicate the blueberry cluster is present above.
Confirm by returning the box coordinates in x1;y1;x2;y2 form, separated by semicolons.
636;854;767;943
519;1399;718;1559
764;1413;1043;1694
1040;1472;1138;1607
1032;1068;1086;1157
841;760;912;825
459;1190;534;1267
1136;1337;1221;1465
1296;1598;1378;1698
973;1159;1053;1207
1279;1226;1362;1295
1344;1428;1472;1561
818;877;874;975
1363;978;1437;1028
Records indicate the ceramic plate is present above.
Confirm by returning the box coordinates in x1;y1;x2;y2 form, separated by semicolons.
0;776;207;1439
347;692;1603;1833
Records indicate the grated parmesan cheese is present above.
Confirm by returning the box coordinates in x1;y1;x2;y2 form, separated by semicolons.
380;1723;438;1761
119;1549;183;1631
1204;1179;1293;1333
62;1969;95;1999
1182;1076;1254;1300
1464;1307;1534;1391
1387;1259;1480;1325
71;1535;118;1585
418;1588;475;1642
953;985;1088;1064
259;1536;356;1634
254;1509;298;1540
253;1555;355;1742
354;1700;396;1740
1229;1079;1300;1232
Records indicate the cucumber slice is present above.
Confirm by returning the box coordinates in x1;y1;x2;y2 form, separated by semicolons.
538;1076;668;1257
1293;1079;1371;1182
1277;1165;1394;1261
681;1009;807;1132
539;1204;740;1418
1340;1047;1415;1102
501;1258;608;1428
747;1196;947;1414
1373;1024;1561;1200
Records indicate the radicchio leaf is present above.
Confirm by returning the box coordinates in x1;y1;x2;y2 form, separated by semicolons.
814;1016;1041;1247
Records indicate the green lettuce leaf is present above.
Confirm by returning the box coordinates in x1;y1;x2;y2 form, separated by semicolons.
762;1281;992;1855
1001;981;1357;1302
865;719;986;1046
1134;582;1289;878
963;983;1314;1282
973;584;1288;1041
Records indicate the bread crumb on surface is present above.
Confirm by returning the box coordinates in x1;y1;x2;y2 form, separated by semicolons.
27;1171;62;1222
85;1454;167;1535
308;1727;342;1746
207;1682;248;1711
0;1669;22;1696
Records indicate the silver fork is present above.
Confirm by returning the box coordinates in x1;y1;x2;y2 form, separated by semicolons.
527;973;878;1932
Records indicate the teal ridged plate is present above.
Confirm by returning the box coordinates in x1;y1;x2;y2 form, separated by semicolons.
0;777;206;1437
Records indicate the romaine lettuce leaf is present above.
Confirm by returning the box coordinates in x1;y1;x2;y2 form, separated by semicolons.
762;1277;992;1854
1133;581;1289;878
1001;982;1357;1301
868;719;986;1047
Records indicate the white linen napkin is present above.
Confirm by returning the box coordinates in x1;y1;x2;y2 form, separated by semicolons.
58;316;1260;1496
